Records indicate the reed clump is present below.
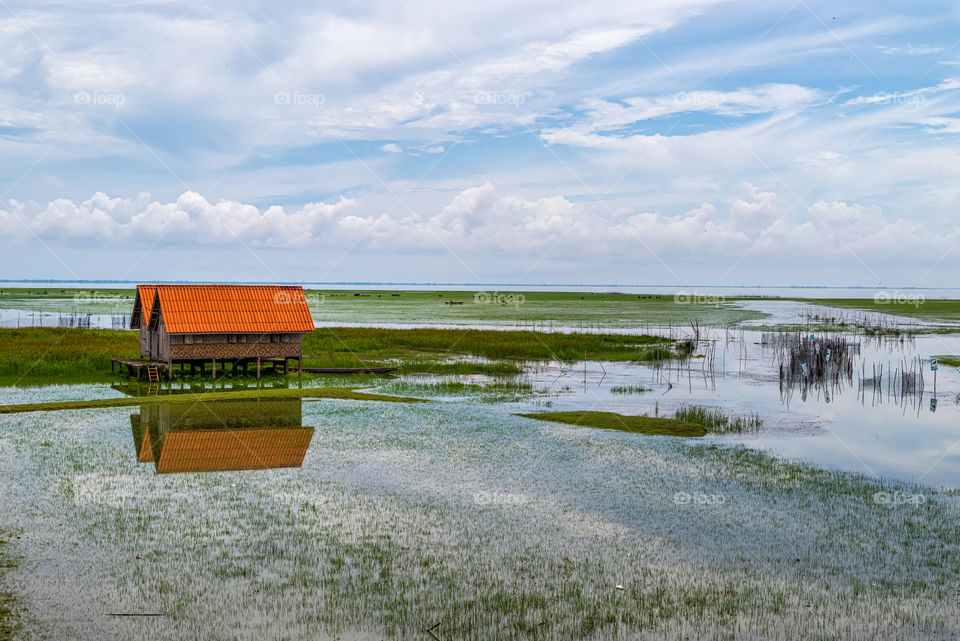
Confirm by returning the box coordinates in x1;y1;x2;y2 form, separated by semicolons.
673;404;763;434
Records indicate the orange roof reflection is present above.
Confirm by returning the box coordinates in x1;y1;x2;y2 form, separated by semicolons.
131;398;314;474
154;427;314;473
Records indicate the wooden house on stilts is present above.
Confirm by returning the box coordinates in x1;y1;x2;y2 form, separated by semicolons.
128;284;315;379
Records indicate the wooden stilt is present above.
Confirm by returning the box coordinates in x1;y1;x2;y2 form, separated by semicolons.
212;358;216;379
298;356;302;379
256;357;261;379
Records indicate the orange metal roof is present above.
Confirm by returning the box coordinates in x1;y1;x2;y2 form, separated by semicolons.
154;427;314;473
144;284;316;334
130;284;157;329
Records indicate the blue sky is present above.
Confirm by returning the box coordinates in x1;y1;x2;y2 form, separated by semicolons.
1;0;959;286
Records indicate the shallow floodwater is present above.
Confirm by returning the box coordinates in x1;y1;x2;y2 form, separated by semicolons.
507;329;960;488
0;307;130;330
1;397;958;640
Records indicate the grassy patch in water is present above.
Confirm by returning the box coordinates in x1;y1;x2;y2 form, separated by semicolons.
934;355;960;368
674;404;763;434
0;386;427;414
384;378;551;403
609;384;651;394
517;410;706;437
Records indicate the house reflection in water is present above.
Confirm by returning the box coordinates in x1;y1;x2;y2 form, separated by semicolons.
130;398;314;474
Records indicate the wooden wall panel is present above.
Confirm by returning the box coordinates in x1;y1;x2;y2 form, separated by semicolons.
170;342;302;360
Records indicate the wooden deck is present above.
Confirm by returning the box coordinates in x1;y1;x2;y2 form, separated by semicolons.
111;358;172;380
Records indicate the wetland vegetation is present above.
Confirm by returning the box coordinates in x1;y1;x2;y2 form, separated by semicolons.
0;531;12;641
0;287;769;329
517;410;707;437
673;404;764;434
0;325;678;385
1;288;959;639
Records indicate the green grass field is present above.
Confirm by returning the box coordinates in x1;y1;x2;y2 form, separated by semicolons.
0;326;679;385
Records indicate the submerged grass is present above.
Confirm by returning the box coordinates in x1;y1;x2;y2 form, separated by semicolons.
0;532;14;641
0;385;427;414
2;397;959;639
517;410;706;437
674;404;764;434
0;596;11;641
382;378;548;403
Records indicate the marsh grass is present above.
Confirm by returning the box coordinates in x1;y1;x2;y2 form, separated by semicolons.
0;592;12;641
0;328;137;380
0;533;14;641
0;287;770;328
382;378;547;403
674;404;763;434
304;327;675;364
393;360;522;376
517;410;706;437
0;327;676;385
609;384;651;394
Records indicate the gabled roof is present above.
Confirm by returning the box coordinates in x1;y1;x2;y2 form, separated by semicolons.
130;285;157;329
142;284;316;334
